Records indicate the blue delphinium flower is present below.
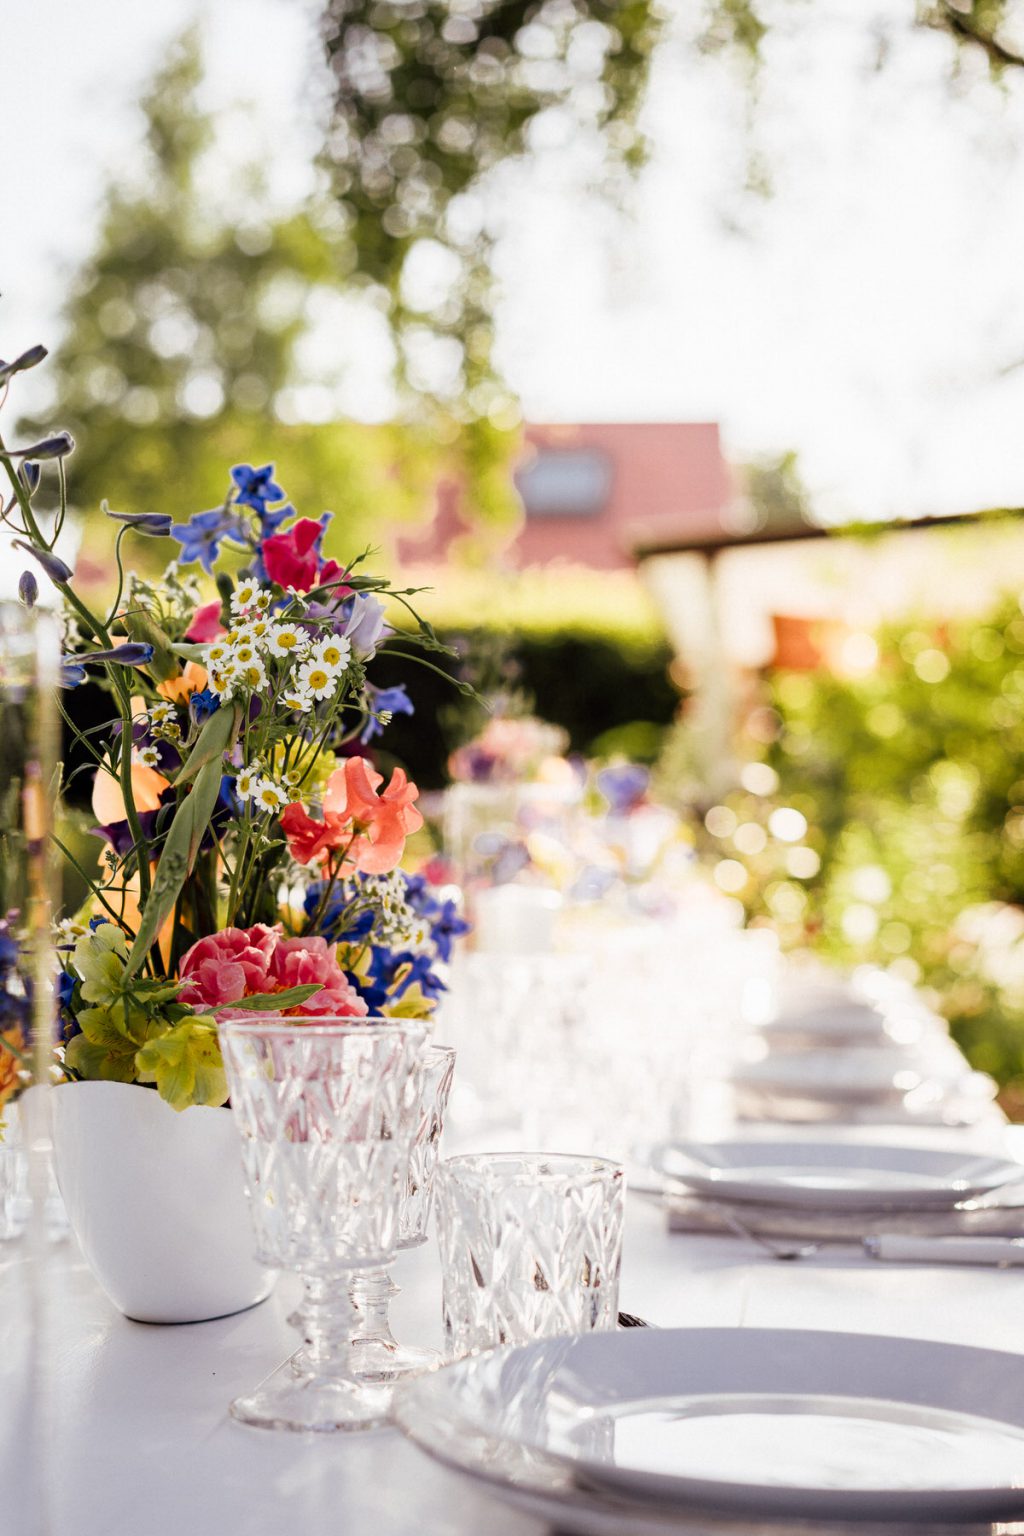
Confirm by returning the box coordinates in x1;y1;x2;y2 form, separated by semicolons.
360;683;415;744
596;763;650;816
189;688;220;726
230;463;284;512
171;508;247;574
427;898;471;963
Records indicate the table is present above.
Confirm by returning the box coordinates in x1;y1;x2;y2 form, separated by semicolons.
8;1166;1024;1536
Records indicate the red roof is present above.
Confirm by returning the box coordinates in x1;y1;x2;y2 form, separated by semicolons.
397;422;733;571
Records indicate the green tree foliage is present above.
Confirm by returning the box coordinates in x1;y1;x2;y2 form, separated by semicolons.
678;580;1024;1101
26;30;442;562
319;0;664;545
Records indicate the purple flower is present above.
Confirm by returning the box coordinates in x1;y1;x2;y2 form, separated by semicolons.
0;345;47;387
231;463;285;512
171;508;248;574
344;593;388;661
105;509;173;536
73;643;155;668
7;431;74;460
189;688;220;726
59;661;88;689
13;540;72;584
19;462;41;496
360;682;414;743
18;571;38;607
429;898;471;963
596;764;650;816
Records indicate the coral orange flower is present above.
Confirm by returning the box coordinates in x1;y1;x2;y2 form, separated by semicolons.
323;757;423;874
0;1025;25;1112
92;762;169;826
157;660;209;704
281;758;423;874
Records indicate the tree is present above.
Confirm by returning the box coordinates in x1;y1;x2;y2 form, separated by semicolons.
319;0;664;546
26;29;443;563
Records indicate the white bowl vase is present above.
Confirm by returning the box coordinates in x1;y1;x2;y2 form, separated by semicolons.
52;1079;275;1324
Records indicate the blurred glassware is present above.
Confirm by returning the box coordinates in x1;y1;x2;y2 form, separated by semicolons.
436;1152;624;1359
218;1017;425;1432
344;1043;456;1384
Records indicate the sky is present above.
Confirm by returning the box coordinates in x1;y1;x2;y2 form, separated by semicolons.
6;0;1024;525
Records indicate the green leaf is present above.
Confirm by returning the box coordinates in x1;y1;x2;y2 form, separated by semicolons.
65;1018;138;1082
175;702;240;786
123;754;226;978
135;1018;227;1110
223;984;323;1012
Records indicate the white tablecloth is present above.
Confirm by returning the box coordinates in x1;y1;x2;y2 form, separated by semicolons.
8;1162;1024;1536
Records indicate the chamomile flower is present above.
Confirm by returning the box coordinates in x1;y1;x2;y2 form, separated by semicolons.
210;661;240;698
281;685;314;712
231;578;264;614
133;745;160;769
297;656;339;701
235;615;273;645
150;700;176;724
252;778;289;815
206;641;231;667
237;660;268;691
312;636;351;673
230;642;258;667
235;763;262;802
268;623;308;658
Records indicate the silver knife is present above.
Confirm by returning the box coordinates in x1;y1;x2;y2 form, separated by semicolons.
865;1235;1024;1266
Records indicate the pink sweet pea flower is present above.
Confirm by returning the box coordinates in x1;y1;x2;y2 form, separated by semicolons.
322;756;423;875
261;518;344;594
185;600;226;643
178;924;278;1008
268;936;368;1018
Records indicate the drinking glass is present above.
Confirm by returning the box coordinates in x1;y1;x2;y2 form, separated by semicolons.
218;1017;425;1432
435;1152;625;1359
346;1043;456;1382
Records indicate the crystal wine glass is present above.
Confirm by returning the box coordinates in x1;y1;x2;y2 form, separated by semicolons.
218;1017;425;1432
346;1042;456;1383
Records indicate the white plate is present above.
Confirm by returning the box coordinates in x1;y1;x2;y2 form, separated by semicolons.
651;1139;1023;1210
758;1001;929;1047
730;1047;966;1104
394;1328;1024;1524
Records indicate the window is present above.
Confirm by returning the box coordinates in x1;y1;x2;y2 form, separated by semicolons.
516;448;612;518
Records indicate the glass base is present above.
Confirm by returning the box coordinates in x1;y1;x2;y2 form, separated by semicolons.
230;1354;392;1433
288;1335;441;1384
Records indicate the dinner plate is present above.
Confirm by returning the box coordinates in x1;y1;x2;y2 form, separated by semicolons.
757;1001;929;1047
394;1328;1024;1524
650;1140;1023;1210
729;1046;966;1104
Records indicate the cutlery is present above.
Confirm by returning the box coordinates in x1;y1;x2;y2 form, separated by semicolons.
865;1235;1024;1266
709;1202;821;1261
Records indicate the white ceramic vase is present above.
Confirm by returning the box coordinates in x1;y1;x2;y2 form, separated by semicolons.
52;1079;275;1324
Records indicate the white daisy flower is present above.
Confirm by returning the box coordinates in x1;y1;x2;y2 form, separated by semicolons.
206;641;230;666
312;635;351;673
282;686;314;713
267;623;308;658
253;589;272;613
236;616;273;645
252;778;289;815
150;700;176;724
235;763;262;802
210;661;239;698
230;642;258;667
237;660;268;691
231;579;263;614
133;745;160;769
297;656;339;701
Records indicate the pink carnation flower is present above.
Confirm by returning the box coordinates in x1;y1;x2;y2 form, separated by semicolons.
178;924;277;1009
268;936;368;1018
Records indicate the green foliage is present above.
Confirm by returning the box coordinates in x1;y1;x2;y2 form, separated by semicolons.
321;0;663;435
682;588;1024;1101
20;30;477;561
63;926;227;1110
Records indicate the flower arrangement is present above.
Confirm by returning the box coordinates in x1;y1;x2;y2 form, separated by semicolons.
448;713;572;786
0;344;469;1116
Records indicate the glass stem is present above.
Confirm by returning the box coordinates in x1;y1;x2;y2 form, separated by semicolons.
295;1273;361;1374
348;1264;400;1352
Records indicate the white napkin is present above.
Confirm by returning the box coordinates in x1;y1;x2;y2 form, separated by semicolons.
666;1184;1024;1243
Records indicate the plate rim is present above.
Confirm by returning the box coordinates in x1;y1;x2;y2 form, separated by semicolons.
394;1327;1024;1524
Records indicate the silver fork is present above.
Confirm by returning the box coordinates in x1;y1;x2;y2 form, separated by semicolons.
710;1202;822;1261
